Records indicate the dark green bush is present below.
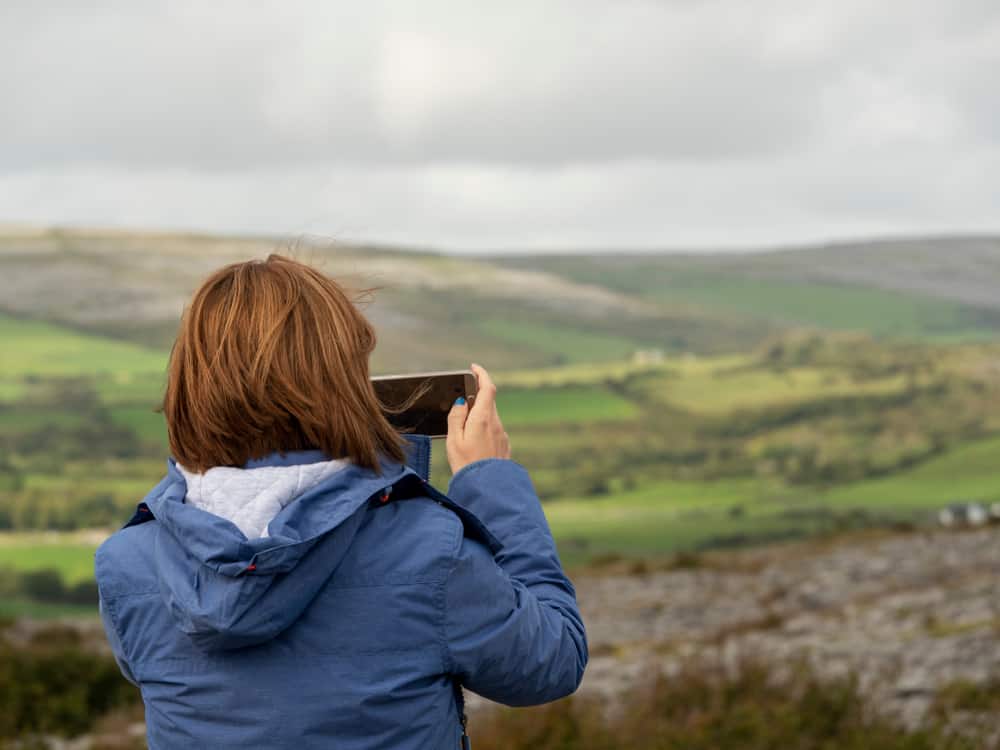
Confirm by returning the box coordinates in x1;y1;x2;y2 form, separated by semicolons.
19;569;67;602
1;567;99;607
0;626;140;740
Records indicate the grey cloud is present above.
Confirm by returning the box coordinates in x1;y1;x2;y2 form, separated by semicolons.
0;0;998;249
1;1;838;171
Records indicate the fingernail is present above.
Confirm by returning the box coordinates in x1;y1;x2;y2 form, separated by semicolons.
455;397;466;406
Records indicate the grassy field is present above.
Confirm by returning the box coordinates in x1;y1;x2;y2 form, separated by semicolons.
108;405;169;446
0;533;101;583
477;319;647;364
823;436;1000;508
2;424;988;588
0;314;166;379
2;430;998;618
6;303;1000;618
544;434;1000;565
0;597;96;619
9;434;1000;582
498;386;639;426
0;405;89;433
504;247;1000;342
631;362;915;415
646;274;996;339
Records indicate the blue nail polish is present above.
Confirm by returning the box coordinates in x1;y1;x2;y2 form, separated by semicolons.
455;397;466;406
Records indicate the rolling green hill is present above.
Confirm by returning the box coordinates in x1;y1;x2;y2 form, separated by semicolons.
6;228;1000;616
497;236;1000;342
6;229;1000;371
0;228;767;370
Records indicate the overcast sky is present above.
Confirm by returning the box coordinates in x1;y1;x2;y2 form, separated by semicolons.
1;1;998;252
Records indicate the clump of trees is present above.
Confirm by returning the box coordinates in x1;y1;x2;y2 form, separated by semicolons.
513;335;1000;500
0;377;162;532
0;491;125;531
0;568;98;607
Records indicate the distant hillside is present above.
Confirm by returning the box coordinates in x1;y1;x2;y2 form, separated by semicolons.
498;235;1000;342
0;228;765;371
3;229;1000;369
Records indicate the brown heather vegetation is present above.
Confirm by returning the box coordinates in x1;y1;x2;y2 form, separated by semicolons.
3;621;997;749
0;623;139;744
473;661;994;750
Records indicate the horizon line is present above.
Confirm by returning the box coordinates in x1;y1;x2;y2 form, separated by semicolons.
1;221;998;257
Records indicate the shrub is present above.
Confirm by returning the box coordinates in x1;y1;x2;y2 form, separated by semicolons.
18;569;67;603
934;677;1000;714
5;568;99;607
0;626;140;740
471;660;990;750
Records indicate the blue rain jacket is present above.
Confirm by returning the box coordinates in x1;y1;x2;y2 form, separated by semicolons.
95;436;587;749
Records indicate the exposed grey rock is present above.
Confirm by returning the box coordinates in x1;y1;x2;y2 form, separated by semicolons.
567;526;1000;729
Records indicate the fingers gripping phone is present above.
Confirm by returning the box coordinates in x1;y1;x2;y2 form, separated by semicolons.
371;370;479;438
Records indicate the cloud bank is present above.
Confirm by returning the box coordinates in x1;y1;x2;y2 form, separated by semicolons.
1;0;998;250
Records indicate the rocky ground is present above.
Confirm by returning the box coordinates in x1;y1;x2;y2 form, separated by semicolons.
556;524;1000;731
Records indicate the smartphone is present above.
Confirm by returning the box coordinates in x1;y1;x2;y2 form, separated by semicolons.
372;370;478;438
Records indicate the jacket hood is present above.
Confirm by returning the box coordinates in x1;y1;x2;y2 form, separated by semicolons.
176;454;354;540
136;439;430;653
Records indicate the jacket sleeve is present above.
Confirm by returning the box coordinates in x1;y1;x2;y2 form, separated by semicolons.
442;459;587;706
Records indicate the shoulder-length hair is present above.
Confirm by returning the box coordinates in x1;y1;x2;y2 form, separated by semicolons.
163;254;405;473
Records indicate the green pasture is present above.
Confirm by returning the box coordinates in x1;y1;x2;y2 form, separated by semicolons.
497;355;749;389
551;510;837;568
499;360;662;389
497;385;639;426
544;476;834;565
6;307;1000;599
545;435;1000;564
520;260;1000;341
0;405;88;433
109;405;169;446
0;313;167;377
3;434;998;587
95;372;166;405
477;319;645;364
0;534;101;583
823;436;1000;508
0;379;26;403
0;598;96;619
636;365;913;416
22;473;155;503
649;274;996;339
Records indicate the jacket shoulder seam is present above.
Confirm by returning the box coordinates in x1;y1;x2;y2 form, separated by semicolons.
97;589;161;603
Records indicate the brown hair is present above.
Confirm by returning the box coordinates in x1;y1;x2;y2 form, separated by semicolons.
163;254;405;473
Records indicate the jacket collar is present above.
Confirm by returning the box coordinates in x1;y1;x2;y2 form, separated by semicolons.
238;434;431;480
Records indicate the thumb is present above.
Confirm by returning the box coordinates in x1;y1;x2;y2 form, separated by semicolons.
447;396;468;438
